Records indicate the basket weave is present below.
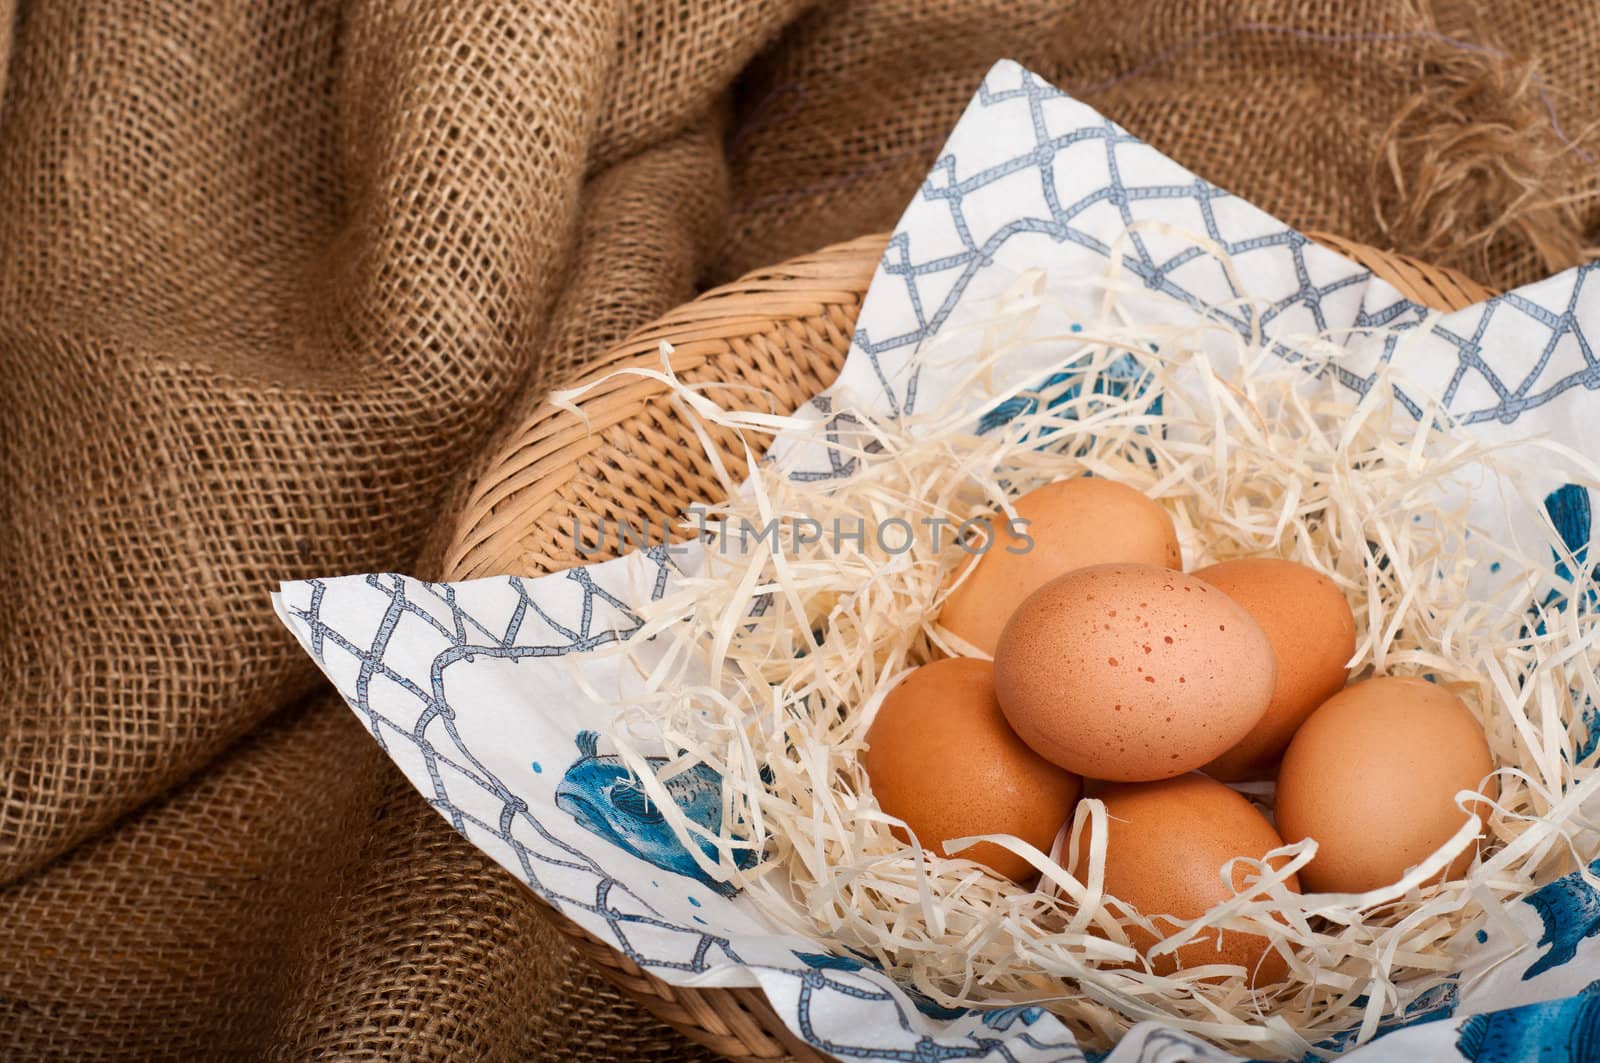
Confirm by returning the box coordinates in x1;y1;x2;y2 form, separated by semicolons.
441;231;1498;1061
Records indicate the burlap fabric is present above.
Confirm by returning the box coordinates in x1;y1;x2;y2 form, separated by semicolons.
2;1;1596;1058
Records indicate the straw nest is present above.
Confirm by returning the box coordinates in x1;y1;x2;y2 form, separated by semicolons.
551;255;1600;1059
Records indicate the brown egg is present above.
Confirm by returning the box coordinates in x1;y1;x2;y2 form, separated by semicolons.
937;478;1181;655
864;657;1082;882
1275;676;1495;894
994;564;1275;781
1068;774;1299;986
1196;559;1357;781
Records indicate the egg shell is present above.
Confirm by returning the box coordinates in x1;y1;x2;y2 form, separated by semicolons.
938;478;1181;656
1275;676;1495;894
1196;559;1357;781
864;657;1082;882
994;563;1276;781
1069;773;1299;987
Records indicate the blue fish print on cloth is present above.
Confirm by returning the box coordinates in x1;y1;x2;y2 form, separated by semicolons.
1456;979;1600;1062
1405;980;1464;1027
1523;858;1600;980
1523;485;1599;767
976;351;1159;436
1545;484;1594;588
791;950;869;974
1528;484;1597;637
556;731;758;898
1299;981;1459;1061
979;1005;1045;1031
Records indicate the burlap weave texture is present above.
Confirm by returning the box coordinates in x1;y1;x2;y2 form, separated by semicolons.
2;1;1597;1058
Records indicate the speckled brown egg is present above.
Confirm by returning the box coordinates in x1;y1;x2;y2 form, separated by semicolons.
1276;676;1495;894
1196;559;1357;782
937;478;1181;656
993;564;1275;781
1067;774;1299;986
864;657;1082;882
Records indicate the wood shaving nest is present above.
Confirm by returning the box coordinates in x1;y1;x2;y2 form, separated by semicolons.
550;265;1600;1059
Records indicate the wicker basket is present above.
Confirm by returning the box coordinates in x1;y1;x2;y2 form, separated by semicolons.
440;231;1498;1061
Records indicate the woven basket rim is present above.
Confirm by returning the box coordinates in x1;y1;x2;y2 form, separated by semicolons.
441;230;1498;1062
